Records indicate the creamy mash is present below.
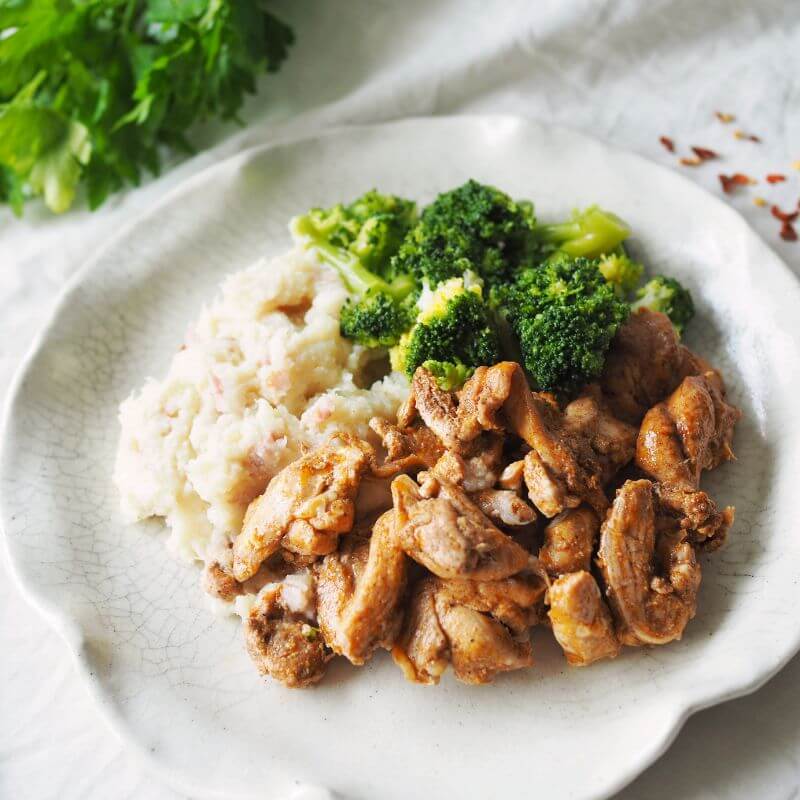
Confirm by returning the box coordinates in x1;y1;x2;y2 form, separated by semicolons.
114;246;409;570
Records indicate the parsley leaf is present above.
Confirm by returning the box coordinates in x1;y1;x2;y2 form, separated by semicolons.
0;0;294;215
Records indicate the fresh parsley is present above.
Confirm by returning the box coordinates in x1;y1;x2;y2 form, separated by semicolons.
0;0;294;215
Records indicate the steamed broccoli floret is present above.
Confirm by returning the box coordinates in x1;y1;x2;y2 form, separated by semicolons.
421;360;475;391
534;206;630;260
597;250;644;297
340;292;416;348
631;275;695;334
291;191;420;347
390;274;501;381
291;190;418;298
391;180;537;288
500;256;629;394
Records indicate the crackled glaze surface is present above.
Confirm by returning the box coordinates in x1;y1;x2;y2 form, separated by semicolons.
2;117;800;800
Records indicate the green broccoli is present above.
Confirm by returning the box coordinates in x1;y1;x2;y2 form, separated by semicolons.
631;275;695;334
421;360;476;391
534;206;630;260
291;190;419;346
500;256;630;394
390;274;501;383
391;180;537;288
597;250;644;297
340;292;416;348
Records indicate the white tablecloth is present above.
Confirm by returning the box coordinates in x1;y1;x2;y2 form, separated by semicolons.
2;2;799;797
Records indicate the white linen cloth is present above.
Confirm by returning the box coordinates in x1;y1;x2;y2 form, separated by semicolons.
2;1;799;798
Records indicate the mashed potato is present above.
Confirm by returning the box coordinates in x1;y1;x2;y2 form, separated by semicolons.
114;246;409;563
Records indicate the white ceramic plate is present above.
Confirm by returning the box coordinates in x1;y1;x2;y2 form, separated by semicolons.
3;116;800;800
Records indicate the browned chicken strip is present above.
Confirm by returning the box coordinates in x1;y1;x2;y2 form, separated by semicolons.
233;436;373;581
472;489;537;527
539;506;599;577
636;372;739;546
391;473;531;581
369;417;444;471
601;308;704;424
316;511;407;665
392;573;544;685
548;571;620;666
431;433;505;492
597;479;701;646
562;387;637;484
244;583;331;688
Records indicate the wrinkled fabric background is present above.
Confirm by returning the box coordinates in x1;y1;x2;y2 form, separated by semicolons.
1;2;799;798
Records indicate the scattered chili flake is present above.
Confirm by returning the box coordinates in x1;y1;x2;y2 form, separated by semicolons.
691;146;719;161
680;156;702;166
766;173;787;184
734;129;761;142
719;173;756;193
715;111;736;123
659;136;675;153
771;205;799;223
780;221;798;242
753;196;767;207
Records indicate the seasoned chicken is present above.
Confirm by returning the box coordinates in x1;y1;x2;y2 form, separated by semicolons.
562;387;637;484
391;473;531;581
601;308;698;424
497;459;526;492
316;511;407;665
539;506;599;577
472;489;537;528
202;561;242;601
401;362;518;452
233;436;373;581
597;479;701;646
392;573;545;685
369;417;445;471
431;433;505;491
636;372;739;545
548;571;620;666
244;582;331;688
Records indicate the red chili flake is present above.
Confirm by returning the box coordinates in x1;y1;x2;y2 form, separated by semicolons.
734;130;761;142
771;205;799;223
780;221;798;242
766;173;787;184
659;136;675;153
680;156;702;166
691;146;719;161
719;173;754;193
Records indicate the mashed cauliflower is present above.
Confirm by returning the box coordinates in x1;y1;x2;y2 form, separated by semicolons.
114;246;409;564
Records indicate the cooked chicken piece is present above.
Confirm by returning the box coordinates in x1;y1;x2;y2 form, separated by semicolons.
407;367;464;450
472;489;537;527
562;387;637;484
369;417;444;471
455;362;517;441
403;362;517;452
233;436;373;581
636;372;739;545
316;511;407;665
601;308;706;424
244;582;331;688
391;473;531;580
392;573;544;685
202;561;242;601
548;571;620;666
597;479;701;646
431;433;504;492
498;459;525;492
539;506;599;577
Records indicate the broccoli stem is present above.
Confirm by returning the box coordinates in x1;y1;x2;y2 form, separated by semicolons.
293;215;415;300
536;207;630;259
